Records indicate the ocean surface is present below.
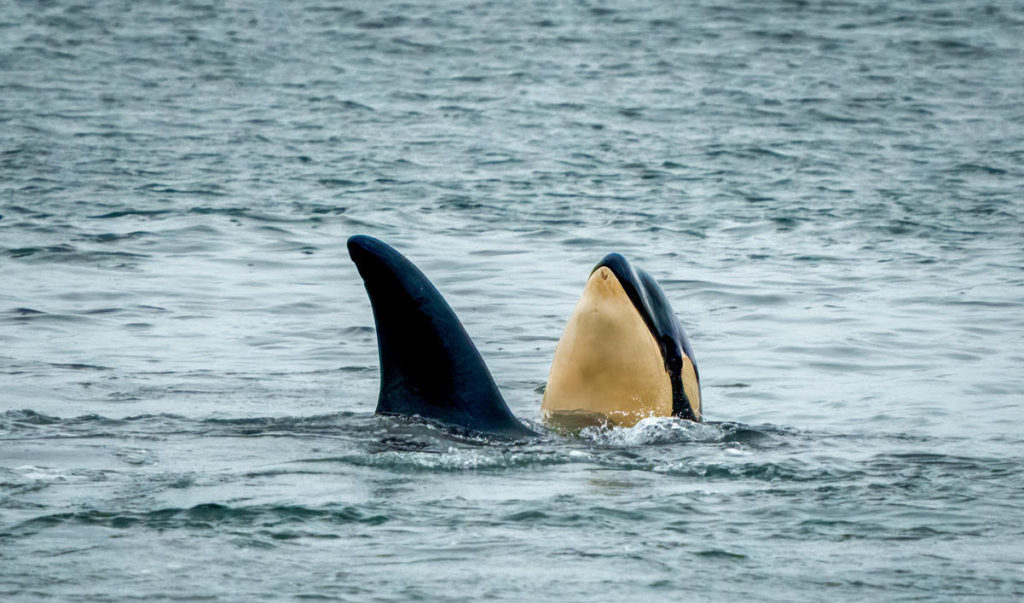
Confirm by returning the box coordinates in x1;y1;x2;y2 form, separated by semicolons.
2;0;1023;599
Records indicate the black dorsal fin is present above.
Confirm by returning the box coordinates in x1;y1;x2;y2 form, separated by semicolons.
347;235;536;438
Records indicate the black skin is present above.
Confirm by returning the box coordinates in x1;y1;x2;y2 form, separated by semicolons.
348;235;537;439
348;235;701;436
589;254;701;421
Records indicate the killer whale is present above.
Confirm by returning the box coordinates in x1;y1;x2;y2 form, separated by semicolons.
347;235;700;437
348;235;537;438
541;253;701;427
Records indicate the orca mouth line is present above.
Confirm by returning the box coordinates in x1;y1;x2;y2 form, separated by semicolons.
348;235;701;437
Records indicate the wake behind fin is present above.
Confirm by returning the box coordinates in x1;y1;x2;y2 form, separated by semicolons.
347;235;536;439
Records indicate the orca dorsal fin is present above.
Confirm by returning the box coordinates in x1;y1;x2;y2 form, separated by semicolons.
347;235;536;438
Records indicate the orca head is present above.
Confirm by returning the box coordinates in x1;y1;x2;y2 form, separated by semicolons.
541;253;701;428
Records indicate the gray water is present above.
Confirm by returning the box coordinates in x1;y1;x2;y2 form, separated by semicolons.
2;0;1024;599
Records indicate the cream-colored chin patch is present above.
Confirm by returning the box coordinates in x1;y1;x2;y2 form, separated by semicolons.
542;267;672;428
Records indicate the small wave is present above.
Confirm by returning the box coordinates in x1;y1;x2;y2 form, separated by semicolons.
0;410;367;440
651;459;853;482
48;363;111;371
695;549;747;560
322;446;570;472
1;409;62;426
88;209;174;219
3;244;147;265
75;231;151;243
1;503;389;539
317;178;365;188
0;308;83;324
2;465;116;492
579;417;785;447
864;452;1024;483
197;412;365;437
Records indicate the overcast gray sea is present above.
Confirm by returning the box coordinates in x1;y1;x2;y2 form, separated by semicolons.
2;0;1023;600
